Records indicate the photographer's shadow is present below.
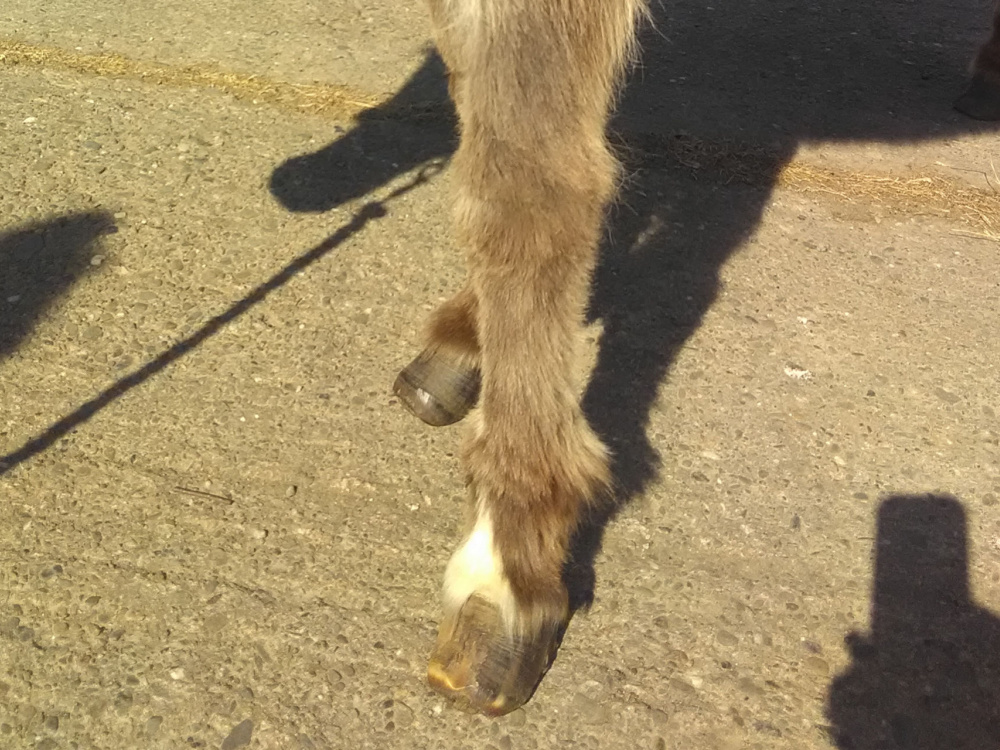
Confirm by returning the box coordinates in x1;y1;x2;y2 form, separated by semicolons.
827;494;1000;749
0;211;114;362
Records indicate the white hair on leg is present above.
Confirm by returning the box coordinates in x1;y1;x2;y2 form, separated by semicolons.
442;504;519;633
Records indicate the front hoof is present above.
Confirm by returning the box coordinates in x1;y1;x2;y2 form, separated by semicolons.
427;596;565;716
954;73;1000;121
393;348;480;427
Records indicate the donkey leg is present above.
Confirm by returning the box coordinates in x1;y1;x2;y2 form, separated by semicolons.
424;0;643;715
394;286;481;426
956;1;1000;120
393;0;482;427
429;153;615;715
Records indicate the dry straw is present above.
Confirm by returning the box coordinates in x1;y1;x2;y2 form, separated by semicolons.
4;38;998;239
0;38;385;119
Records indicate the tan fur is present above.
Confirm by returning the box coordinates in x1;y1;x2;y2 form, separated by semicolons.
424;283;480;368
421;0;645;636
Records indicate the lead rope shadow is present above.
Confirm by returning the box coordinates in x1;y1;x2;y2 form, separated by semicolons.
826;494;1000;749
0;165;442;476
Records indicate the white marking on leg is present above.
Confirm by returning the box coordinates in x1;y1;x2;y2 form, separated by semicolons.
443;506;518;631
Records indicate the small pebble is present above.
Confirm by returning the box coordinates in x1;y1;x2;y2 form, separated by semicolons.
393;702;415;728
933;387;960;404
505;709;527;727
669;678;697;695
221;719;254;750
716;630;738;647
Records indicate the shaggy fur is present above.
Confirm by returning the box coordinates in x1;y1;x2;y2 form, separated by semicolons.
422;0;646;635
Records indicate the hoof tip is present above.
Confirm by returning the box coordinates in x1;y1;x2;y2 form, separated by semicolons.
427;596;564;717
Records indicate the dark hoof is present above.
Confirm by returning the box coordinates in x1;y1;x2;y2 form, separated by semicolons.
954;73;1000;121
427;596;565;716
393;349;480;427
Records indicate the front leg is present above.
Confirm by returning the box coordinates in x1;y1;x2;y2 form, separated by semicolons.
409;0;644;714
427;128;616;714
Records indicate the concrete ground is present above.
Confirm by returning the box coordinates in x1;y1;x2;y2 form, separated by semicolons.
2;1;1000;748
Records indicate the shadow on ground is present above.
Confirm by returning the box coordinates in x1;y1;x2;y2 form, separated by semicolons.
0;166;441;476
269;0;999;610
826;494;1000;749
0;211;115;361
269;53;454;213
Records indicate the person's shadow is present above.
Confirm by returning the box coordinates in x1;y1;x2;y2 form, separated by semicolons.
0;211;115;362
269;1;1000;609
827;494;1000;749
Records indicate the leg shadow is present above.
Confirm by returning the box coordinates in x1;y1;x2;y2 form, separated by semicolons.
565;145;784;611
563;0;999;615
0;211;116;361
269;50;455;213
827;494;1000;749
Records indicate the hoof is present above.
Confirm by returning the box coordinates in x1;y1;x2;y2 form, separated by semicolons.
954;73;1000;121
393;349;480;427
427;596;565;716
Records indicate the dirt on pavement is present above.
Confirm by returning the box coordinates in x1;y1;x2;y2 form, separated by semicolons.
2;1;1000;748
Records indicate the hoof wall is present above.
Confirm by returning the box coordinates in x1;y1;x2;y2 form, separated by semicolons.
393;349;480;427
427;596;564;716
954;74;1000;121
